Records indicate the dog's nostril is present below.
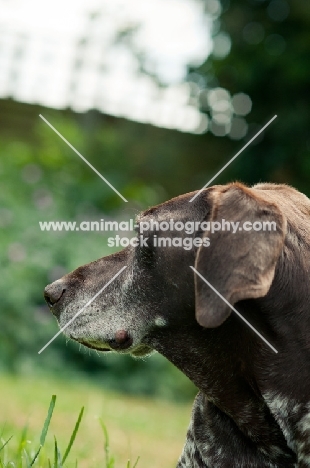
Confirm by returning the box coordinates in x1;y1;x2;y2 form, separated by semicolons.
44;281;66;308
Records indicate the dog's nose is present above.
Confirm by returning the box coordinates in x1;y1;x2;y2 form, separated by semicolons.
44;281;66;308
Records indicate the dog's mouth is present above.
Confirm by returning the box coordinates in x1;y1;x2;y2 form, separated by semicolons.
73;337;153;357
76;339;112;352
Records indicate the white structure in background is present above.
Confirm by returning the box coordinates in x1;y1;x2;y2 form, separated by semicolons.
0;0;251;137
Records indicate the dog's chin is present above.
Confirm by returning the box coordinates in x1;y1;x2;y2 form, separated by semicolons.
74;338;153;358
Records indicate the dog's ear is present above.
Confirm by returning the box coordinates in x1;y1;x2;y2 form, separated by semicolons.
194;184;286;328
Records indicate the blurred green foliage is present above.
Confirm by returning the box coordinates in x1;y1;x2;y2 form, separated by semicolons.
1;0;310;402
0;103;197;401
193;0;310;192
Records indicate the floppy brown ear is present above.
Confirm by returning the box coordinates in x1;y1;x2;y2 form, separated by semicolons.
194;184;286;328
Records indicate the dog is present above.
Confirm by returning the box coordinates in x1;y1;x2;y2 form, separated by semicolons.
44;182;310;467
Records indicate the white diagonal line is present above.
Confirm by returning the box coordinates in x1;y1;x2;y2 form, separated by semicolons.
190;266;278;354
38;265;127;354
189;115;277;202
39;114;128;202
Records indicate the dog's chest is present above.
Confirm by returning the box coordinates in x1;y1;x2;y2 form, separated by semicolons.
264;391;310;465
177;392;300;467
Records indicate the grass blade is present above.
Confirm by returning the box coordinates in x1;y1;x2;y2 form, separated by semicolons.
100;420;109;467
29;445;41;465
99;420;115;468
0;435;13;453
54;437;58;467
40;395;57;446
54;437;62;468
30;395;57;466
132;456;140;468
23;448;31;468
61;407;84;464
17;423;28;461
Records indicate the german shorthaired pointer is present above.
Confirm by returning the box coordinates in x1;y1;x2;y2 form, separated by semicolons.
44;182;310;467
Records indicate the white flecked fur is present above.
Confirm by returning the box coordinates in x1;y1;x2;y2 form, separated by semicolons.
263;391;300;452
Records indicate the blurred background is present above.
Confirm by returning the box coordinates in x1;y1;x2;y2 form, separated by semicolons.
1;0;310;465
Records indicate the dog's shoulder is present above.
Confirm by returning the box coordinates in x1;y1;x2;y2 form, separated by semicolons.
264;391;310;465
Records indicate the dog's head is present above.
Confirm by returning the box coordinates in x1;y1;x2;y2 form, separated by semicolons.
44;183;286;356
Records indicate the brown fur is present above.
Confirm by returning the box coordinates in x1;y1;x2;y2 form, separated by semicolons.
44;183;310;467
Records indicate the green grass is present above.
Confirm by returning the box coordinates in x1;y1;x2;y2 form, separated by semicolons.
0;374;192;467
0;394;82;467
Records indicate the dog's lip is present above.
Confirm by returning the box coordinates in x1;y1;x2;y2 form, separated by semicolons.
77;338;133;352
73;338;111;352
72;331;134;352
72;336;152;356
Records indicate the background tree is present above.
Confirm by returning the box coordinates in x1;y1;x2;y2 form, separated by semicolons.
190;0;310;192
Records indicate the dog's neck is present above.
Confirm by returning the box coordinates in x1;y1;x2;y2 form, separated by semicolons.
147;308;294;454
148;314;254;401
